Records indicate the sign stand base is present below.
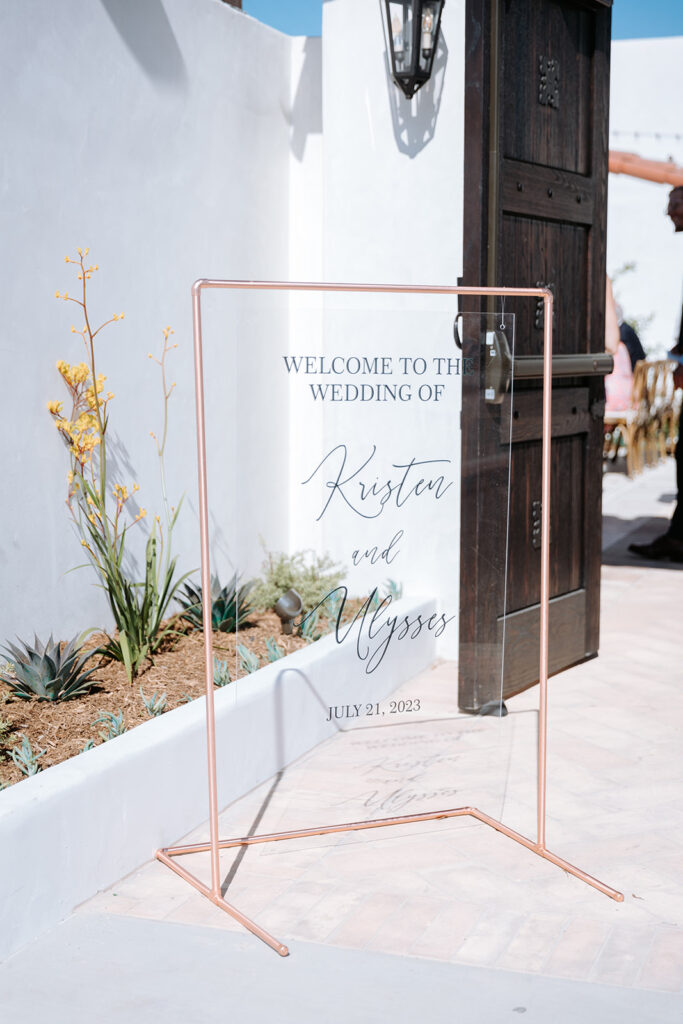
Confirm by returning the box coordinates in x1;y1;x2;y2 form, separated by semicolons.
156;804;623;958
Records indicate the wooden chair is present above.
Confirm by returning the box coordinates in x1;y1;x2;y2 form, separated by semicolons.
603;359;650;476
652;359;679;458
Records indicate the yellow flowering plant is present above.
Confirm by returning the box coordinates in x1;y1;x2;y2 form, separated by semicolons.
49;250;190;681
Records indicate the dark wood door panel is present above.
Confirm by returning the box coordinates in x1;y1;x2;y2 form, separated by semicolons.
497;589;588;697
501;214;589;356
502;0;594;174
506;433;584;612
501;386;590;444
502;159;595;224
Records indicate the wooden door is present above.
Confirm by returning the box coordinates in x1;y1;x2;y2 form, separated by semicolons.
458;0;612;711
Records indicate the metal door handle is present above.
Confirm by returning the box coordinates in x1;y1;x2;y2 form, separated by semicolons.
513;352;614;379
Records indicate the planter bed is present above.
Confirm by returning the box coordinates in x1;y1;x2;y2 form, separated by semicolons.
0;610;312;789
0;596;436;961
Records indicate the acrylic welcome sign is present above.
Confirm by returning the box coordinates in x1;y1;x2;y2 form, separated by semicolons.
155;282;622;957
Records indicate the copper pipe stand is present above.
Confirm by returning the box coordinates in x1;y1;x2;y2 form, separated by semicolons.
155;279;623;958
156;804;623;957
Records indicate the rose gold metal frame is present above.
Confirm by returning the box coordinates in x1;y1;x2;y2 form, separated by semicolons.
156;280;623;958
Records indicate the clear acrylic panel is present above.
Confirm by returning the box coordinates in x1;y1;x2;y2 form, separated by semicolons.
200;289;523;842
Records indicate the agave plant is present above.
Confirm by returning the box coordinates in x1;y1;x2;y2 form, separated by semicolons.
0;635;98;702
237;643;261;675
10;735;46;776
93;709;126;741
297;608;323;643
177;573;254;633
265;637;284;662
139;687;167;718
213;656;232;687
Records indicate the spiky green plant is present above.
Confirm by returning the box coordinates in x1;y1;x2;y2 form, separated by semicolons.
140;687;167;718
265;637;284;662
323;590;344;630
94;524;191;682
383;579;403;601
93;709;126;741
213;656;232;687
237;644;260;675
298;608;323;643
0;635;98;702
82;739;95;753
178;574;254;634
10;735;46;776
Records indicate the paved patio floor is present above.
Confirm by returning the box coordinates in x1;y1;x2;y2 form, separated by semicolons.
3;459;682;1022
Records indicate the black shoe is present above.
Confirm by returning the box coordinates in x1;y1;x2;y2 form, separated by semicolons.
628;533;683;562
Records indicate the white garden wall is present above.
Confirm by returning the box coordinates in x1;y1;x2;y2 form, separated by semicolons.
0;0;294;642
0;0;467;650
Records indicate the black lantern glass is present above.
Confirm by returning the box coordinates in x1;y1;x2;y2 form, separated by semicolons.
384;0;445;99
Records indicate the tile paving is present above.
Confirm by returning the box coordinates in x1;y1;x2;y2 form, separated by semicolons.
78;460;683;993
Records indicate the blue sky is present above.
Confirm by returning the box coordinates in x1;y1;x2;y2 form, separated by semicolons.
242;0;683;40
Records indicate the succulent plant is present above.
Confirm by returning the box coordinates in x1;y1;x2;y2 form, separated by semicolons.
10;735;46;776
0;635;98;702
265;637;285;662
93;709;126;741
383;579;403;601
322;590;344;630
237;643;261;675
297;608;323;643
140;687;167;718
177;574;254;634
213;656;232;687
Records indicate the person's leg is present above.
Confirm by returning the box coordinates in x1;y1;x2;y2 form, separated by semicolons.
629;436;683;560
668;436;683;539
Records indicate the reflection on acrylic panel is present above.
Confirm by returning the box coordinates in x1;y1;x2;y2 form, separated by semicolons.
202;294;517;829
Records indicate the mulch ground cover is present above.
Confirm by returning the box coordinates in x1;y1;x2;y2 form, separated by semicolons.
0;611;312;790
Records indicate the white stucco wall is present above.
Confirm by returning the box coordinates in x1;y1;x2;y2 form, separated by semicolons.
322;0;464;286
0;0;465;654
311;0;466;657
608;36;683;353
0;0;294;642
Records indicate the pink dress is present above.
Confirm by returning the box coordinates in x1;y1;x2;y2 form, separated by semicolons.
605;342;633;412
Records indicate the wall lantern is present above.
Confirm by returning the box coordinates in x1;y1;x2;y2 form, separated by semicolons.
383;1;445;99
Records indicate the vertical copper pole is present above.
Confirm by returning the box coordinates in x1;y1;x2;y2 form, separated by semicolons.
191;282;220;897
537;291;553;850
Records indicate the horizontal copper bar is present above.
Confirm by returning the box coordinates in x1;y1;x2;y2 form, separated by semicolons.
155;849;289;956
162;806;475;857
192;279;553;298
158;803;623;903
468;809;624;901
